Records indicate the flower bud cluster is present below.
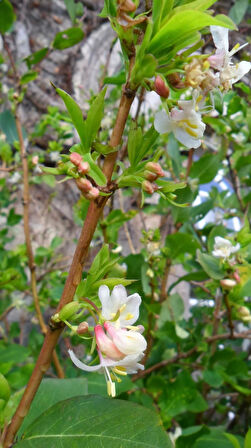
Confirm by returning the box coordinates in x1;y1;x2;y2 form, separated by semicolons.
142;162;164;194
70;152;99;201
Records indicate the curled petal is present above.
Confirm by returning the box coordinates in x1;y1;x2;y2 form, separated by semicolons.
68;350;102;372
231;61;251;84
154;111;172;134
119;293;141;326
210;26;229;52
104;323;147;355
95;325;124;360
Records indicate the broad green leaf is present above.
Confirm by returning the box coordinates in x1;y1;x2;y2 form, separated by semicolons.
190;152;221;184
54;86;86;146
53;27;84;50
99;0;117;18
197;250;225;280
134;126;159;165
81;372;134;396
244;429;251;448
229;0;249;25
0;0;16;34
158;293;185;325
165;232;200;258
224;433;241;448
203;370;223;388
20;70;38;85
176;425;210;448
173;0;217;15
148;10;235;56
17;395;172;447
18;379;88;436
93;278;135;289
0;110;19;144
24;48;49;69
127;124;143;167
0;344;30;366
0;373;10;406
194;431;239;448
175;323;189;339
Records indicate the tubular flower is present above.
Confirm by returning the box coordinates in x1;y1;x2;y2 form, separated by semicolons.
212;236;240;260
208;26;251;90
154;96;206;149
69;285;146;396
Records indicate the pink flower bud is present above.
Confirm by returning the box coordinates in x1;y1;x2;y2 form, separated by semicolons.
95;325;123;360
142;180;155;194
78;161;90;175
119;0;136;12
143;170;158;182
154;75;170;98
76;178;92;193
145;162;164;177
77;321;89;335
70;152;82;167
220;279;237;290
86;187;100;200
32;155;39;165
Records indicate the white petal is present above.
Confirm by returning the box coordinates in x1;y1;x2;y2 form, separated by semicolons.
99;285;114;320
68;350;102;372
154;111;172;134
210;26;229;52
231;242;240;253
111;285;127;310
174;127;202;149
231;61;251;84
214;236;231;247
113;329;147;355
120;293;141;326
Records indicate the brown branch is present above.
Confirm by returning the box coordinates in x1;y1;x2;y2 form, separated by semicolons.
223;293;234;338
3;70;137;448
132;330;251;380
0;305;15;322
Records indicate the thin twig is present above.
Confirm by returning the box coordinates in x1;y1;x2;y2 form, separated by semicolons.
223;293;234;338
132;330;251;380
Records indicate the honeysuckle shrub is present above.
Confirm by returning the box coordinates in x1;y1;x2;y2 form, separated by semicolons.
0;1;251;447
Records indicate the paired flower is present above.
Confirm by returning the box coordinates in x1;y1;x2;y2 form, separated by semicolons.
212;236;240;260
69;285;146;397
154;95;206;149
208;26;251;91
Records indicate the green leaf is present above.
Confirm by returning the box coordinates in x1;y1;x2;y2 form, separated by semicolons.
18;379;88;436
17;395;172;447
64;0;84;23
54;86;86;146
84;88;106;152
224;433;241;448
0;0;16;34
93;278;135;289
20;70;38;85
152;0;174;35
244;429;251;448
0;344;30;366
148;10;235;57
165;232;200;258
0;110;19;144
194;430;239;448
176;425;210;448
229;0;249;25
190;152;221;184
203;370;223;388
53;27;84;50
82;153;107;186
24;48;49;69
196;250;225;280
7;208;22;226
158;293;185;325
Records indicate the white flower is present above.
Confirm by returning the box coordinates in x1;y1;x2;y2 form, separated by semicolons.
154;96;206;149
8;172;21;185
209;26;251;90
212;236;240;259
99;284;141;327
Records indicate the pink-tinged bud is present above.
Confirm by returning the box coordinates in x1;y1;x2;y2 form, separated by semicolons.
95;325;124;360
77;321;89;335
233;271;241;283
142;180;155;194
32;155;39;165
154;75;170;98
78;161;90;175
145;162;164;177
70;152;82;167
76;178;92;193
86;187;99;200
220;279;237;290
144;170;158;182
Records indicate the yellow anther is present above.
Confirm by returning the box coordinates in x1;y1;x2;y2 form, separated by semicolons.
125;313;134;320
126;325;139;331
203;61;210;70
185;127;198;138
182;119;198;129
233;43;240;51
113;366;127;376
107;381;116;397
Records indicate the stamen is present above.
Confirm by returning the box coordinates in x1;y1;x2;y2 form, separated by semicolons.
113;366;127;376
119;304;126;313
